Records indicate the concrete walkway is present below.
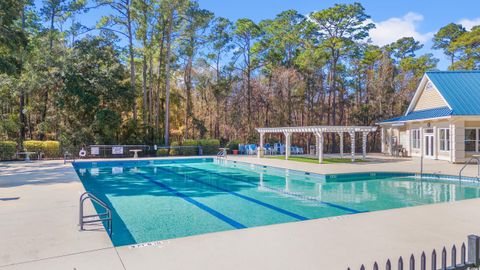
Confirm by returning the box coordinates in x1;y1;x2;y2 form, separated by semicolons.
0;161;125;270
227;153;480;177
1;157;480;269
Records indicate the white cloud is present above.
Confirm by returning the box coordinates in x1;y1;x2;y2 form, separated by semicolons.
368;12;434;46
458;17;480;30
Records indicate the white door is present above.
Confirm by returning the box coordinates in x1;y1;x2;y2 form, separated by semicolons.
424;134;434;157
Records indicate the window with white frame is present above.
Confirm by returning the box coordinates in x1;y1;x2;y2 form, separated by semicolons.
465;128;478;152
412;129;420;149
439;128;450;151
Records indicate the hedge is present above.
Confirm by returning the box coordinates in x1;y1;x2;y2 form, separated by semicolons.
226;140;240;153
0;141;17;160
162;139;220;156
23;140;61;158
198;139;220;155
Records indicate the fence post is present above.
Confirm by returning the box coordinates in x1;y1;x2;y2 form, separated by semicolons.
468;235;480;266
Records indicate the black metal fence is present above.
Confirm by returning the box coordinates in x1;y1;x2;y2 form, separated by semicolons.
0;144;220;161
349;235;480;270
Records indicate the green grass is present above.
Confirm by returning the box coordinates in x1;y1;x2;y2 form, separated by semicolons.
267;155;367;164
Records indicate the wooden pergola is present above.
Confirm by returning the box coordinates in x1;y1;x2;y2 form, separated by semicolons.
255;125;377;163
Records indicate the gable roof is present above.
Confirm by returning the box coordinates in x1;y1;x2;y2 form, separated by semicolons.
380;71;480;124
426;71;480;115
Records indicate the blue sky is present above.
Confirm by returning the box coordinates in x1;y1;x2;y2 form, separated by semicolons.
35;0;480;70
197;0;480;70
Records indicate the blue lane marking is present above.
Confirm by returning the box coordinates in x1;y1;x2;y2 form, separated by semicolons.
156;166;308;221
184;165;365;214
136;173;247;229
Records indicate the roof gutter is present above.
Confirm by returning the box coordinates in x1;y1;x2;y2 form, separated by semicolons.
377;115;452;126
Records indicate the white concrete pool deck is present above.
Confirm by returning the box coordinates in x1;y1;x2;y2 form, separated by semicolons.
1;155;480;269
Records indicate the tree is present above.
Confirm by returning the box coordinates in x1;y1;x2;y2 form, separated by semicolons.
258;10;305;125
97;0;138;123
233;18;262;137
60;36;130;145
388;37;423;61
0;0;27;75
309;3;374;148
432;23;466;68
450;26;480;70
205;17;234;138
179;2;213;139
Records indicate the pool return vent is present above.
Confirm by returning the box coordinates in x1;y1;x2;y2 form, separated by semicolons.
79;192;112;236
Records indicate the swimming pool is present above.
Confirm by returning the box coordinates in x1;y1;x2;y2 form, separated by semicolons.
74;158;480;246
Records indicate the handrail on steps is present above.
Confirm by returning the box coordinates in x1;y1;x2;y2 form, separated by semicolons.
79;192;112;236
459;155;480;182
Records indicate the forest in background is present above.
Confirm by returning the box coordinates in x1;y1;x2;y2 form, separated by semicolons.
1;0;479;151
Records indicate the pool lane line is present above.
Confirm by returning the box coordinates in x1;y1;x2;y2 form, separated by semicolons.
136;173;247;230
182;165;365;214
155;166;308;221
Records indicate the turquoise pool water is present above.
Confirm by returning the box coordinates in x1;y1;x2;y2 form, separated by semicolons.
74;158;480;246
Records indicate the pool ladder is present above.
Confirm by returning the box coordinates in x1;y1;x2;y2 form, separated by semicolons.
217;148;227;159
459;155;480;182
79;192;112;236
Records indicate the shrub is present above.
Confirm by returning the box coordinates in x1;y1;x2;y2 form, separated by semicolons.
23;140;61;158
226;140;240;153
169;141;181;156
156;148;169;156
0;141;17;160
182;139;199;156
198;139;220;155
42;141;61;157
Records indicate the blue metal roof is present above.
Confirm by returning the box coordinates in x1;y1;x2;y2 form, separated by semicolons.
426;71;480;115
380;107;452;123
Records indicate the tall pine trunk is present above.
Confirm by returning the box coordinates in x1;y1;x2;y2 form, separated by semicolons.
164;11;173;146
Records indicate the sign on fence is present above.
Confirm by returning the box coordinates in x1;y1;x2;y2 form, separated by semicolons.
91;147;99;155
112;146;123;155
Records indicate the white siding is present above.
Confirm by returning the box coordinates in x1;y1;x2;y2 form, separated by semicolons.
413;83;448;111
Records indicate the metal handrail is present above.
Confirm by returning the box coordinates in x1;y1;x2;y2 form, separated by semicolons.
217;148;228;158
458;155;480;182
79;192;112;236
64;151;76;164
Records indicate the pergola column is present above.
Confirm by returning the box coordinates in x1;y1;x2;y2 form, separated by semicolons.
349;131;356;162
338;132;344;158
381;128;385;153
362;132;368;160
284;132;292;160
315;132;324;164
258;132;264;158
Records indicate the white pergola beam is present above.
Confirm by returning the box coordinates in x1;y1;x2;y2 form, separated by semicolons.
255;125;377;163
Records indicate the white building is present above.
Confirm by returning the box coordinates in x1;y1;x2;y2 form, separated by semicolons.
379;71;480;163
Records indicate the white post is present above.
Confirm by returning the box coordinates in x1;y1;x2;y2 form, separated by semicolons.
350;131;356;162
450;123;455;162
388;127;393;155
284;132;291;160
362;132;368;160
338;132;344;158
315;134;319;156
381;128;385;153
433;126;438;160
316;132;324;164
419;126;424;157
258;132;264;158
